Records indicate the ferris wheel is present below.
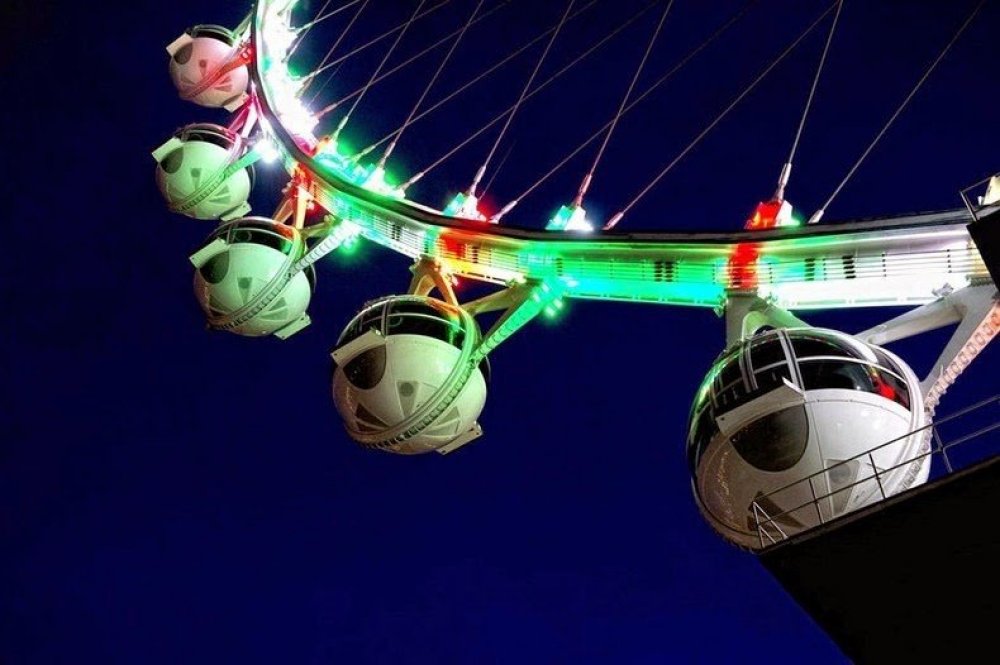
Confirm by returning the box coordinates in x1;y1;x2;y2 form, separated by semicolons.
155;0;998;550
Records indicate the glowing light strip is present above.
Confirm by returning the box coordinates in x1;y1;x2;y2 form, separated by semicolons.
251;0;990;310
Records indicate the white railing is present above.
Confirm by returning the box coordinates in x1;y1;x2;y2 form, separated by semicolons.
752;394;1000;549
959;174;1000;221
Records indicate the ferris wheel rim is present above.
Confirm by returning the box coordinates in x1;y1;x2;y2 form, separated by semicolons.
247;0;990;314
249;0;976;244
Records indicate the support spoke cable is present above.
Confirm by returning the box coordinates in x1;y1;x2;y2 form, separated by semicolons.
287;0;332;58
574;0;674;209
330;0;428;144
488;0;757;222
313;0;514;117
287;0;363;60
299;0;365;32
604;1;837;230
301;0;370;99
467;0;578;198
304;0;453;98
377;0;486;170
808;0;985;224
399;0;653;191
482;142;516;199
775;0;843;200
346;0;600;150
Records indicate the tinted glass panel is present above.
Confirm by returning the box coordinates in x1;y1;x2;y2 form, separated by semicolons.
799;360;874;392
715;380;749;414
173;43;194;65
872;347;905;375
343;346;386;390
730;405;809;472
791;336;857;360
338;308;383;346
871;367;911;410
234;220;293;236
718;354;742;389
386;314;464;349
160;148;184;174
191;25;234;44
388;300;451;317
715;363;793;419
749;337;786;371
185;128;232;151
337;321;365;347
688;406;719;474
692;378;713;413
751;363;793;396
230;229;293;255
199;252;229;284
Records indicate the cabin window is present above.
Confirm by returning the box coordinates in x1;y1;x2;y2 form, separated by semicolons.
790;335;858;360
799;359;874;392
687;406;719;474
343;347;386;390
730;405;809;472
386;314;465;350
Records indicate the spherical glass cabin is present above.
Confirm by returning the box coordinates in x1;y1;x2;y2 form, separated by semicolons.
687;328;930;549
191;218;314;337
154;123;254;221
168;25;249;109
332;296;490;455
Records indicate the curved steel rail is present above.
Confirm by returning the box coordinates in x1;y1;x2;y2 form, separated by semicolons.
250;0;989;311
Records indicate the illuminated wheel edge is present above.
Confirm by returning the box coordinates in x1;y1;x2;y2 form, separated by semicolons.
248;1;986;312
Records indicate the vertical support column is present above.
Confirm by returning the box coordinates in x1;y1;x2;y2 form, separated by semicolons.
724;293;810;346
408;257;458;306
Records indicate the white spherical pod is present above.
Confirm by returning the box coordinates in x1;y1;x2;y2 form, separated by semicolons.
332;296;489;454
153;124;254;221
687;328;930;549
190;218;314;338
167;25;249;110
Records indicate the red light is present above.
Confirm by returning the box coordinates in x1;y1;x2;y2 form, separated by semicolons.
440;234;466;260
309;137;329;157
475;195;497;221
728;242;760;290
745;200;783;230
872;372;897;401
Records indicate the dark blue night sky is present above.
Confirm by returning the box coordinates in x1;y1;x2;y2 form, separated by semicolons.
3;0;997;662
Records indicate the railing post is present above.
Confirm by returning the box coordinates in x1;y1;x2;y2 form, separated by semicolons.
809;477;823;525
934;425;953;474
753;503;765;550
870;452;886;500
